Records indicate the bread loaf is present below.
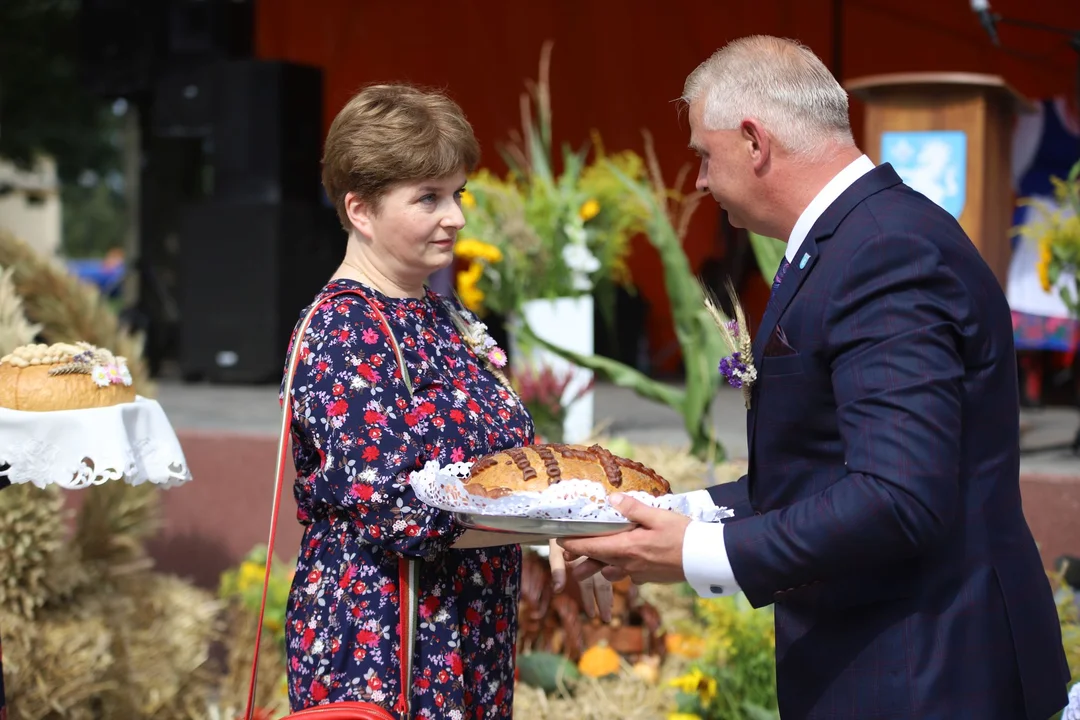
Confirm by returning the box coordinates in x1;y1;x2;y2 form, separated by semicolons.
0;342;136;412
464;443;671;499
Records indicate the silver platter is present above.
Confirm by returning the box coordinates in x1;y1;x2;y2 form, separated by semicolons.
454;512;636;538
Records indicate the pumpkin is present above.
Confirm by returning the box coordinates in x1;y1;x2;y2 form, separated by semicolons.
664;633;706;659
577;640;621;678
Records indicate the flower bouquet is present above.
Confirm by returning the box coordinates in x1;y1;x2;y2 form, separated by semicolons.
1019;159;1080;316
454;41;650;319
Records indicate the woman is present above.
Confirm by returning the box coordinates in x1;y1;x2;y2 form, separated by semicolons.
1;473;8;720
283;84;609;718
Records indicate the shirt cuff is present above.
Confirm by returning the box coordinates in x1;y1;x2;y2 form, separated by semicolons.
682;519;741;598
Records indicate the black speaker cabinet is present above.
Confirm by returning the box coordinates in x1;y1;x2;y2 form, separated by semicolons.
178;200;343;383
209;60;324;204
152;63;215;138
80;0;254;99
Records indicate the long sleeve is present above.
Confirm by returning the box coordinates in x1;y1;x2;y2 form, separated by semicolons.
288;296;464;558
724;229;968;608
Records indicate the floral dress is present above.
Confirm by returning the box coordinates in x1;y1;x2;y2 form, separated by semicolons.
283;279;533;719
0;470;8;720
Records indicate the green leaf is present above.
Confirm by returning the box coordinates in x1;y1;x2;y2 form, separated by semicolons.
748;232;787;282
517;321;684;409
742;702;782;720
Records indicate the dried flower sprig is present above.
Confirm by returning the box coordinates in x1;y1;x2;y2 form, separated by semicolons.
443;299;516;394
2;340;134;388
702;280;756;409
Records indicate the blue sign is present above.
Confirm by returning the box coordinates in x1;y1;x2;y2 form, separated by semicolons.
881;130;967;219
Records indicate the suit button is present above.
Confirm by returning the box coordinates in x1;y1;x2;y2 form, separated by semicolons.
709;585;724;594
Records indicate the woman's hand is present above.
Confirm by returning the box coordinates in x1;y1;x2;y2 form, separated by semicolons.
548;539;614;623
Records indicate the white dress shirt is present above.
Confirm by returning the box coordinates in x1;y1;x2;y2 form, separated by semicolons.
681;154;876;598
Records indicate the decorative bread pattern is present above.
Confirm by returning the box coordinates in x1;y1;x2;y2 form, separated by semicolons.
464;443;671;499
0;342;136;411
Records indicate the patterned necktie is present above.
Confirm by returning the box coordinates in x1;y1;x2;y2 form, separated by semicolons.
770;258;791;297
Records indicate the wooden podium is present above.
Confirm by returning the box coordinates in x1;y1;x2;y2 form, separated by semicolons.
845;72;1035;287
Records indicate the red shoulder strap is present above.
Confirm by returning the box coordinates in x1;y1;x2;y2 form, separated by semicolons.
244;287;416;719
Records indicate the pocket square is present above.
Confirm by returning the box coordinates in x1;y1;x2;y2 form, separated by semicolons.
764;325;798;357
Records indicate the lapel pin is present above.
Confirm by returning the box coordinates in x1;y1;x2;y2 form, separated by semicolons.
799;252;810;269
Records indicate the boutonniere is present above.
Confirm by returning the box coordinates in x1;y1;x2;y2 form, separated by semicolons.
704;281;756;409
444;299;516;393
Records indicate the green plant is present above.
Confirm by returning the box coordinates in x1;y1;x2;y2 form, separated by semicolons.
668;594;778;720
218;544;294;652
1055;574;1080;720
747;232;786;283
1016;159;1080;317
456;41;649;320
518;133;728;460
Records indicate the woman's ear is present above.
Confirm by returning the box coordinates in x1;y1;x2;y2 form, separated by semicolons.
344;192;375;237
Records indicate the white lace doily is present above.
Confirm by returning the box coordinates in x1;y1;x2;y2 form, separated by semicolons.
409;460;733;524
0;396;192;490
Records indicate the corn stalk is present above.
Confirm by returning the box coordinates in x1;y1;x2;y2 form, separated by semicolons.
518;133;729;460
748;232;786;282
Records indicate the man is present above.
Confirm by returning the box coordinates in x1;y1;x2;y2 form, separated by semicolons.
561;35;1070;719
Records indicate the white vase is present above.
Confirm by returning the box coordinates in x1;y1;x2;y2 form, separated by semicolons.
509;296;595;444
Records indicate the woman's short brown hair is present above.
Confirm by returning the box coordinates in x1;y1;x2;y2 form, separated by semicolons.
321;83;481;229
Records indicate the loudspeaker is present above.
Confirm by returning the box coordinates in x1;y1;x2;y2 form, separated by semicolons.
209;60;324;204
178;200;343;383
166;0;254;60
152;63;215;138
134;133;208;375
79;0;254;99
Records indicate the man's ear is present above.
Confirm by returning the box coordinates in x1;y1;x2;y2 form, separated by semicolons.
344;191;375;237
741;119;771;173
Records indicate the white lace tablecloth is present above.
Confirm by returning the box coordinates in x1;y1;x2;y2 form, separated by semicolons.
409;460;732;523
0;396;191;490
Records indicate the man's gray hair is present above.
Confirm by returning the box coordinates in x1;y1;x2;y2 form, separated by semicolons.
682;36;854;157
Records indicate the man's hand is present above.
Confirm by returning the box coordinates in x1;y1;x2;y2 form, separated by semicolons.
558;493;691;586
548;539;614;622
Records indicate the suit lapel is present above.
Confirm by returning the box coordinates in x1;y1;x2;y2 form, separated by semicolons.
749;163;904;372
745;163;905;489
747;238;819;457
751;240;820;369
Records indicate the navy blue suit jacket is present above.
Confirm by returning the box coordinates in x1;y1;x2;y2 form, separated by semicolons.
708;164;1070;719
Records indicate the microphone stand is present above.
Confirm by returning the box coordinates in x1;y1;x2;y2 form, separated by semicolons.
991;14;1080;455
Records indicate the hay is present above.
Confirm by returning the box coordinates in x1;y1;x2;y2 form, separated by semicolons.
0;265;42;355
94;573;222;720
0;478;223;720
0;604;114;720
208;604;291;720
512;657;693;719
0;230;152;394
0;483;88;620
0;230;228;720
1;573;222;720
74;479;161;575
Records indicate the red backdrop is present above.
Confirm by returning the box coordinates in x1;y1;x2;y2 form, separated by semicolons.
255;0;1078;373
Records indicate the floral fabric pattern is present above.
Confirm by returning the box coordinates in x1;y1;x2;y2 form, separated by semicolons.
283;279;533;719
